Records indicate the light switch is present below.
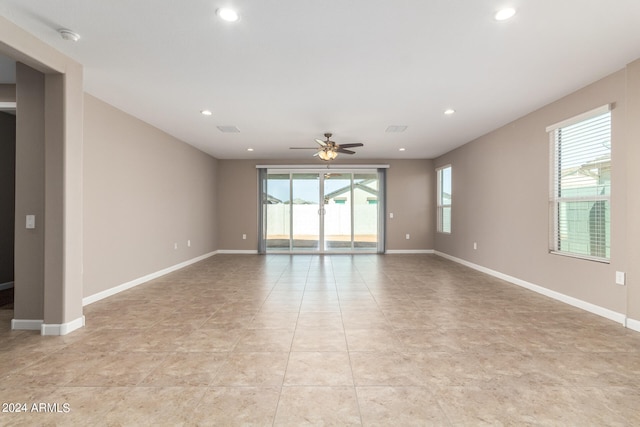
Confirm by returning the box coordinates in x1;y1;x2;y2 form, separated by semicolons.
26;215;35;229
389;213;394;219
616;271;626;286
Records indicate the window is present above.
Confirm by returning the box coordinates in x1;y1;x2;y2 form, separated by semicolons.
547;105;611;261
437;165;452;233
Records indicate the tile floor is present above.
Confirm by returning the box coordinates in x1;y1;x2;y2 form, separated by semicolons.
1;254;640;426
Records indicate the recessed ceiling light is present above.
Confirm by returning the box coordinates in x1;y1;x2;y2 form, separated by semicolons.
58;29;80;42
444;109;456;115
399;148;406;152
200;109;213;116
495;8;516;21
216;8;240;22
247;148;254;151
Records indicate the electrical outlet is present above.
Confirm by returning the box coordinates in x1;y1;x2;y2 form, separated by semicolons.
242;234;247;240
473;242;477;250
187;240;191;247
405;233;410;240
389;213;394;219
616;271;626;286
174;243;178;250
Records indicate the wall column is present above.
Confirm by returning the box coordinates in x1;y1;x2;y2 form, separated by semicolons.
42;65;84;333
625;59;640;329
1;16;84;335
13;63;45;326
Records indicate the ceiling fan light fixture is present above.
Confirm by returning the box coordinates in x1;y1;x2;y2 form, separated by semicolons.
293;133;360;160
318;148;338;161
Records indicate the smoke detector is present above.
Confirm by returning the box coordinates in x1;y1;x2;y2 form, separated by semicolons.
58;29;81;42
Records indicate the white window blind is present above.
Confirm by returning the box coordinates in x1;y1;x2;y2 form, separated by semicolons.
437;165;452;234
548;105;611;261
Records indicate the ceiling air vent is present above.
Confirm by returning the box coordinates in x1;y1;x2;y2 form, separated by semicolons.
217;125;240;133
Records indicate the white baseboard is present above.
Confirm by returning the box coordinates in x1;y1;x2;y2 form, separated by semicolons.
0;281;14;291
41;316;85;336
232;250;436;255
11;319;43;331
83;251;218;306
626;318;640;333
385;249;435;254
435;251;627;326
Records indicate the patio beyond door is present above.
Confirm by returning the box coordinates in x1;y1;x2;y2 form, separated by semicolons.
261;169;383;253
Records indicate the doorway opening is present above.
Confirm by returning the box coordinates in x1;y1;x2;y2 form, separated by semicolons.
259;168;385;253
0;96;16;311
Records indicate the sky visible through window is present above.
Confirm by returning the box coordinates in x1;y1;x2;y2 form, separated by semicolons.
441;167;451;202
267;174;364;204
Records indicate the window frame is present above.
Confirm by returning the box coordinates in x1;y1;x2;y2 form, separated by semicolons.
547;104;611;263
436;164;452;234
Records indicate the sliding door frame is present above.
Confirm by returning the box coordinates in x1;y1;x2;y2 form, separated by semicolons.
257;165;388;254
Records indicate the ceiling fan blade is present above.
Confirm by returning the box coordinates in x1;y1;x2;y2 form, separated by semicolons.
312;151;321;157
315;139;327;147
290;147;317;149
338;143;364;148
337;148;356;154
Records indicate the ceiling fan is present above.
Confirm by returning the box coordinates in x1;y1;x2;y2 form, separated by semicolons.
290;133;364;161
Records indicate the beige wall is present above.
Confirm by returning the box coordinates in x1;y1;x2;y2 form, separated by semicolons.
625;59;640;322
43;72;76;326
386;159;434;251
14;63;45;320
82;94;219;298
217;160;259;251
434;66;633;317
0;83;15;101
216;159;434;251
0;112;15;284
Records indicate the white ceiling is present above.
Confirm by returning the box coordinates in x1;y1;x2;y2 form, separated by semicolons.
1;1;640;160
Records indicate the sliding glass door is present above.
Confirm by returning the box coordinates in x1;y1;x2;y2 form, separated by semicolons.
292;173;321;251
264;173;290;251
353;172;379;250
261;168;383;253
324;172;352;251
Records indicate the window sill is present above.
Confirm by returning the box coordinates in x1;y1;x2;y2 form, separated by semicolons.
549;250;610;264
